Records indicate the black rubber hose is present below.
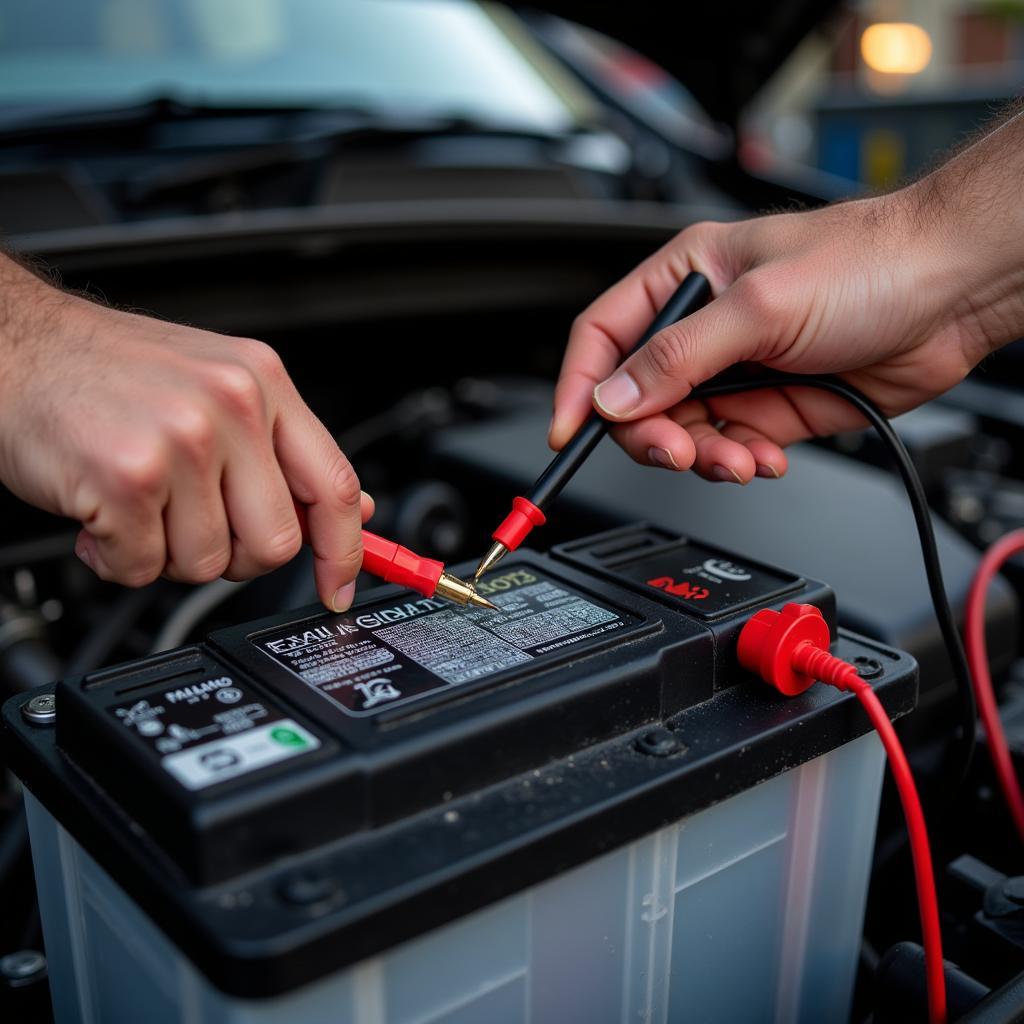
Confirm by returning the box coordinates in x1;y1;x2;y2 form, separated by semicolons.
873;941;988;1023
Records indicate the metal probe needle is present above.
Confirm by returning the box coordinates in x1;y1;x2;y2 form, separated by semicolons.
473;541;507;582
435;571;498;610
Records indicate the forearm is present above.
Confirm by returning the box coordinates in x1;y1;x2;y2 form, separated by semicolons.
901;107;1024;358
0;249;60;332
0;252;89;410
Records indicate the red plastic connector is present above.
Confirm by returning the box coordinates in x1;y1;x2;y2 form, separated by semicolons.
737;603;860;695
491;496;547;552
737;601;947;1024
360;530;443;599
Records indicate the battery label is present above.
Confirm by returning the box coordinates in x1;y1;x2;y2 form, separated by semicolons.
109;673;321;789
252;568;635;717
162;720;319;791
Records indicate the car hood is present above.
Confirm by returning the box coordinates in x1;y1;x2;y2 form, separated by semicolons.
526;1;840;125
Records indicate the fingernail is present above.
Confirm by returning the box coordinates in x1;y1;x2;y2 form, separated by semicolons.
75;539;94;570
331;581;357;613
594;373;641;417
756;464;780;479
648;446;679;470
713;464;745;484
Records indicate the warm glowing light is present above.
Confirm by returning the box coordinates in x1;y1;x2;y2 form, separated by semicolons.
860;22;932;75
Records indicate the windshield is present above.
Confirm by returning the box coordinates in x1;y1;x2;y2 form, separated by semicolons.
0;0;587;132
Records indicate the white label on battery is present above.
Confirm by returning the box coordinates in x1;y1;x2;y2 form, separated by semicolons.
161;719;319;790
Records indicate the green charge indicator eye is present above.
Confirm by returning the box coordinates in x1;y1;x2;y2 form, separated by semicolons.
270;727;307;748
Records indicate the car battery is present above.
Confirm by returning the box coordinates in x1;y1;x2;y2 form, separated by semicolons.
3;525;918;1024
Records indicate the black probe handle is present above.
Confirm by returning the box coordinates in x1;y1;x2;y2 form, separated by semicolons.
528;271;712;508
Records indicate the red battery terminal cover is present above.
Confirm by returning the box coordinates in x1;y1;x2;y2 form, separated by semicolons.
491;497;547;552
360;530;444;599
737;603;860;696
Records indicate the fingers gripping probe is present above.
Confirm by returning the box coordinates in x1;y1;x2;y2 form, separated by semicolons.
474;272;712;580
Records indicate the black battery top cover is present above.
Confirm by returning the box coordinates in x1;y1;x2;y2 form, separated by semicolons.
553;524;813;620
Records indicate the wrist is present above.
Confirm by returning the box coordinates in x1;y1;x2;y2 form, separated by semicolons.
900;122;1024;361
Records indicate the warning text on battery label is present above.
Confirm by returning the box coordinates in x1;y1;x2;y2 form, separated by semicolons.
252;569;635;717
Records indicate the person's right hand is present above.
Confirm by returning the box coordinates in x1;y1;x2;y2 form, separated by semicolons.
551;177;1024;483
0;259;368;611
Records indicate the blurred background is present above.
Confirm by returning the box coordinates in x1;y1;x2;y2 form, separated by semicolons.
3;1;1023;214
746;0;1024;193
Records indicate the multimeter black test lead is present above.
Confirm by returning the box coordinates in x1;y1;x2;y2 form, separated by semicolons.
473;271;712;581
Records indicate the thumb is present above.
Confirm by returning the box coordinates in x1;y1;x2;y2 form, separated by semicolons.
592;276;780;421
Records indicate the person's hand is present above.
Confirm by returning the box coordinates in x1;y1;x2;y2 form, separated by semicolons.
0;262;368;610
551;179;1024;483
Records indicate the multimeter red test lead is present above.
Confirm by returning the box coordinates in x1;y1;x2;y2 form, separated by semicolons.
290;503;496;609
360;530;497;610
473;271;713;581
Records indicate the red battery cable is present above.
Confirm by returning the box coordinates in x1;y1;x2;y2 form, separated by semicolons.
964;529;1024;845
738;604;946;1024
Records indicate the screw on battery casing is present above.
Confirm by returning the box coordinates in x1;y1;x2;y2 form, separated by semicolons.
853;656;884;680
0;950;47;987
636;726;686;758
21;693;56;726
277;870;346;910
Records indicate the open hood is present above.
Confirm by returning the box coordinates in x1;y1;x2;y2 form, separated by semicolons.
522;1;842;125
